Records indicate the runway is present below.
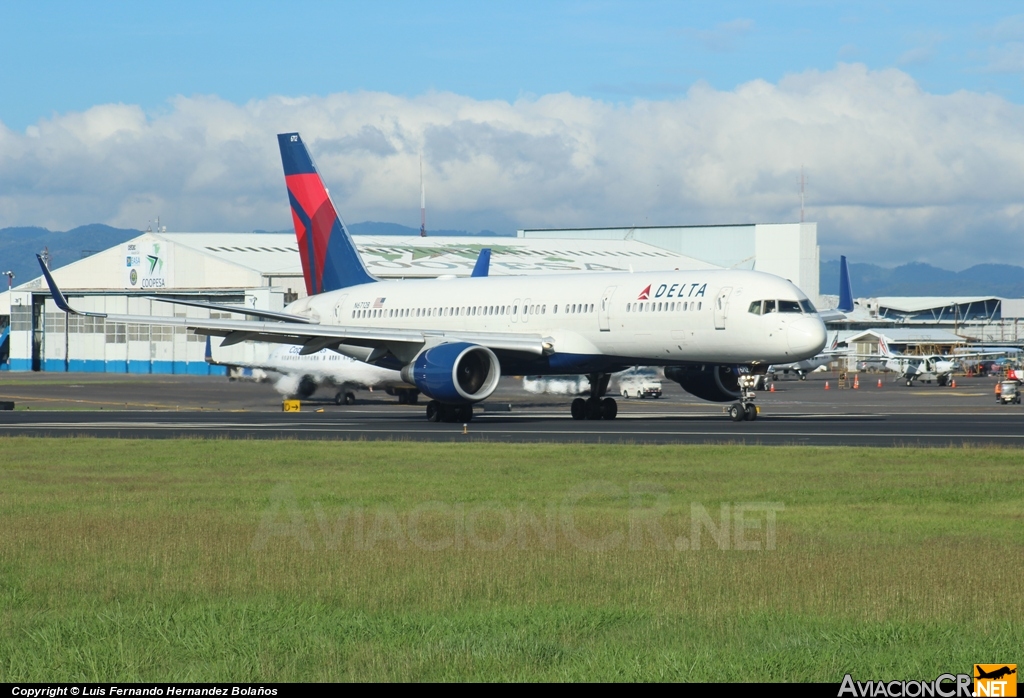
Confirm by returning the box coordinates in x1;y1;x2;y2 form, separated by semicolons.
1;372;1021;446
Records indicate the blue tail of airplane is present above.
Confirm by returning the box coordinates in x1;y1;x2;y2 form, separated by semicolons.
471;248;491;277
838;255;854;313
278;132;376;295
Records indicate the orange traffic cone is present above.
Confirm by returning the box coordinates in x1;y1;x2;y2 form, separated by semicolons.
769;383;775;392
853;375;860;389
877;379;883;388
824;381;830;390
950;379;956;388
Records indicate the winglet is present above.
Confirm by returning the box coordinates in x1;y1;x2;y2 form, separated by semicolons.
471;248;491;277
36;254;75;313
838;255;854;313
36;255;106;317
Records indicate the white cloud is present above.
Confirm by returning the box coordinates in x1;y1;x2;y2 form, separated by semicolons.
2;63;1024;268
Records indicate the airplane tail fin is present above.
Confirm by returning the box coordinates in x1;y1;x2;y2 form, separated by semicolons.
838;255;854;313
278;132;376;295
471;248;491;277
878;336;892;358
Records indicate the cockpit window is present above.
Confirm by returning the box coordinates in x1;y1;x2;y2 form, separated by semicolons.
748;301;762;315
778;300;802;313
763;299;776;313
799;299;816;314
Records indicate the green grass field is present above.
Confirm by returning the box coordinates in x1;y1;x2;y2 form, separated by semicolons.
1;438;1021;681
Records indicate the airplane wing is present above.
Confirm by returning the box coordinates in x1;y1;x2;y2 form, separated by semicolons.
37;255;551;363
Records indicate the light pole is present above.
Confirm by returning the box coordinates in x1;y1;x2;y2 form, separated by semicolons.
2;270;11;292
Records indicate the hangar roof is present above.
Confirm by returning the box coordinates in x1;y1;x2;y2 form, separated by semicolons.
161;233;721;280
845;328;967;344
872;296;1000;313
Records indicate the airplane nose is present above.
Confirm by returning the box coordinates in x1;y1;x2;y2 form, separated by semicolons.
787;316;827;357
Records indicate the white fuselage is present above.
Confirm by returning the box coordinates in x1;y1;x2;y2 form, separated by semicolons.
283;269;827;373
214;342;403;391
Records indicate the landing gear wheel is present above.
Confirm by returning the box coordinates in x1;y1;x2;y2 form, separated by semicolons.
586;397;603;420
426;400;441;422
906;380;912;387
397;392;408;404
601;397;618;420
937;375;948;387
458;404;474;422
408;391;419;405
744;403;758;421
729;403;745;422
571;397;586;420
344;392;355;405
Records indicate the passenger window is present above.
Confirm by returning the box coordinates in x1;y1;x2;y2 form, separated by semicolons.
748;301;762;315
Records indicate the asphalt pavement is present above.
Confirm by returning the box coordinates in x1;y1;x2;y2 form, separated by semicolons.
1;371;1020;446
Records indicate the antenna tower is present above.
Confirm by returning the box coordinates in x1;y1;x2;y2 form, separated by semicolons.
419;156;427;237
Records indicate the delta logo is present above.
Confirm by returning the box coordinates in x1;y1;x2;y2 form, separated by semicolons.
975;665;1016;697
637;282;708;301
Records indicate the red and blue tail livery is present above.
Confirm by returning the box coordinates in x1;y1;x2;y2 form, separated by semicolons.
278;132;376;295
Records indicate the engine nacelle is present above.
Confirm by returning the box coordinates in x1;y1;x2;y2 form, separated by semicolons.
400;342;501;404
664;365;742;402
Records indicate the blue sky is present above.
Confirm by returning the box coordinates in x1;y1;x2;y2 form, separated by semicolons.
4;1;1024;130
4;2;1024;269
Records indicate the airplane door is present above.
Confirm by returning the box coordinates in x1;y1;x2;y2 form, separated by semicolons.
522;298;531;324
511;298;520;324
333;294;348;322
599;286;617;331
714;287;732;330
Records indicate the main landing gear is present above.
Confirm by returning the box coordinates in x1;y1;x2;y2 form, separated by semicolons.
425;400;473;423
729;375;759;422
571;373;618;420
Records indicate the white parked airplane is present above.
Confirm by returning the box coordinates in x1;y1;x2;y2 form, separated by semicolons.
865;337;1004;387
37;132;827;423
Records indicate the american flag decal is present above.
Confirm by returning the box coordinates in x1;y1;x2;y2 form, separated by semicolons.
372;297;386;308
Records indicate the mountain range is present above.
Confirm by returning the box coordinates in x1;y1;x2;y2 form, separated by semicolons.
3;223;1024;299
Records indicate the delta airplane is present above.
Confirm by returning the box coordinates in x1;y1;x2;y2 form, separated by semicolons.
37;132;827;423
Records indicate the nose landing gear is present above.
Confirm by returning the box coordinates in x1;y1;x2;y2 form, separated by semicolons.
729;375;760;421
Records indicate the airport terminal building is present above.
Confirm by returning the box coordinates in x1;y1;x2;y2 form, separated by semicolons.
9;220;1019;373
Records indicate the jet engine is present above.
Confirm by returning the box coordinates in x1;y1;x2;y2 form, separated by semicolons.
664;365;742;402
400;342;501;404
